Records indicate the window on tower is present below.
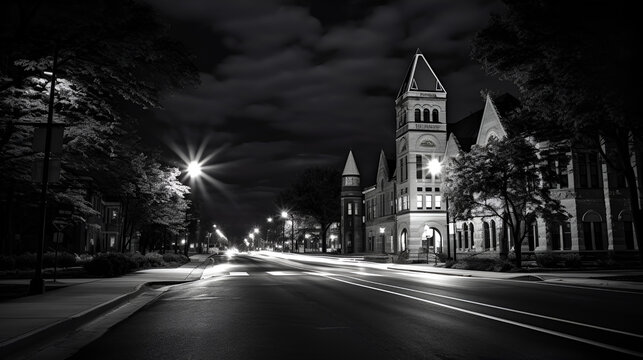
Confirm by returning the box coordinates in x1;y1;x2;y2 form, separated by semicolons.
423;109;429;123
432;109;439;123
414;109;421;122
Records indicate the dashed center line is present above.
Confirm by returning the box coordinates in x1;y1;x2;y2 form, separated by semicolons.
228;272;249;276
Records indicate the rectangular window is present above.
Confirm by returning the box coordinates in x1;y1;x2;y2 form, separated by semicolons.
589;153;599;188
578;153;588;188
390;192;395;213
562;222;572;250
434;156;443;181
354;202;359;216
435;195;442;209
551;223;561;250
527;223;536;251
425;195;432;209
398;197;402;211
416;155;423;179
403;195;409;210
416;195;423;209
558;157;569;188
347;203;353;216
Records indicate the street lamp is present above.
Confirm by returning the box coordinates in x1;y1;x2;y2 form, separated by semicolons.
427;158;452;261
281;211;288;252
29;46;60;295
183;160;202;256
266;217;272;250
379;227;386;254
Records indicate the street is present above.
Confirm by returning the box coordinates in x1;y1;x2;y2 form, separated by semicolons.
69;253;643;359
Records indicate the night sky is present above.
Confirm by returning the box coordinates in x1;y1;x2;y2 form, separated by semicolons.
142;0;517;240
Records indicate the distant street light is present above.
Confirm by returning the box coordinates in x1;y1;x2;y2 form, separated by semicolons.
380;227;386;254
281;211;288;252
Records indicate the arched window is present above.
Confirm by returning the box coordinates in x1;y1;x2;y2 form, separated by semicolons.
483;222;490;250
490;220;497;250
463;223;469;248
469;222;475;249
414;109;421;122
432;109;439;123
619;210;635;250
582;211;603;250
423;109;430;123
527;220;538;251
400;229;408;251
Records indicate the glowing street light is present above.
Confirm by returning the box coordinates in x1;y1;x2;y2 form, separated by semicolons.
187;161;202;177
428;158;442;176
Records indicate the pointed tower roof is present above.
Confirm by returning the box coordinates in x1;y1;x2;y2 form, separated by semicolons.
342;150;360;176
397;49;446;99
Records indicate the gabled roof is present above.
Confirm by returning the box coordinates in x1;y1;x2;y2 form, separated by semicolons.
396;49;446;99
342;150;360;176
447;109;484;152
447;93;520;151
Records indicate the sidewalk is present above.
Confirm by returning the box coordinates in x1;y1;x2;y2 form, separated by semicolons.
0;254;213;358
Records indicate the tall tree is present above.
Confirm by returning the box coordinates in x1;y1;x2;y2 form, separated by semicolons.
472;0;643;261
446;137;566;267
277;167;341;253
0;0;198;252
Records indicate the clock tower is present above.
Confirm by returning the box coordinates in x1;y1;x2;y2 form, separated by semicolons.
394;49;448;258
341;150;364;253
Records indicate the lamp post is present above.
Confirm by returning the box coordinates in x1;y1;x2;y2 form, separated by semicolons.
427;158;449;262
266;217;272;250
379;227;386;253
29;45;59;295
184;161;202;257
281;211;288;252
253;228;259;250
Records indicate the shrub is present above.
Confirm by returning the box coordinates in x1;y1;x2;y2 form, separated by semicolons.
84;253;134;277
15;253;37;269
536;252;557;268
43;251;77;268
145;253;164;267
492;259;515;272
562;253;582;268
162;253;189;264
444;259;456;268
128;252;149;270
436;252;448;262
0;255;16;270
75;253;93;265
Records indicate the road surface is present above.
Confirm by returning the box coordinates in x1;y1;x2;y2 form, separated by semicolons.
69;253;643;359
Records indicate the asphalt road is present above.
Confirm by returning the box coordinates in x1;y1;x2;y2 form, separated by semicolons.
69;253;643;359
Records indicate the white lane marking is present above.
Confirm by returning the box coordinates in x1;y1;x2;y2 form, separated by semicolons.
322;274;643;358
228;272;249;276
337;274;643;340
267;271;301;276
351;271;383;276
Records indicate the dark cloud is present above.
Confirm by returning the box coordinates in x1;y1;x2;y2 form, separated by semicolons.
142;0;516;239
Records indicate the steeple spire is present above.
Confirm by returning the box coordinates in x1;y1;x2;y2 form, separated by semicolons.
342;150;360;176
397;49;446;99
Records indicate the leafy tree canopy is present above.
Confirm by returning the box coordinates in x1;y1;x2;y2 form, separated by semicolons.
446;136;567;267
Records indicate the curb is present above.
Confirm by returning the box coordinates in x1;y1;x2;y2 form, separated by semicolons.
0;282;149;358
387;265;473;277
